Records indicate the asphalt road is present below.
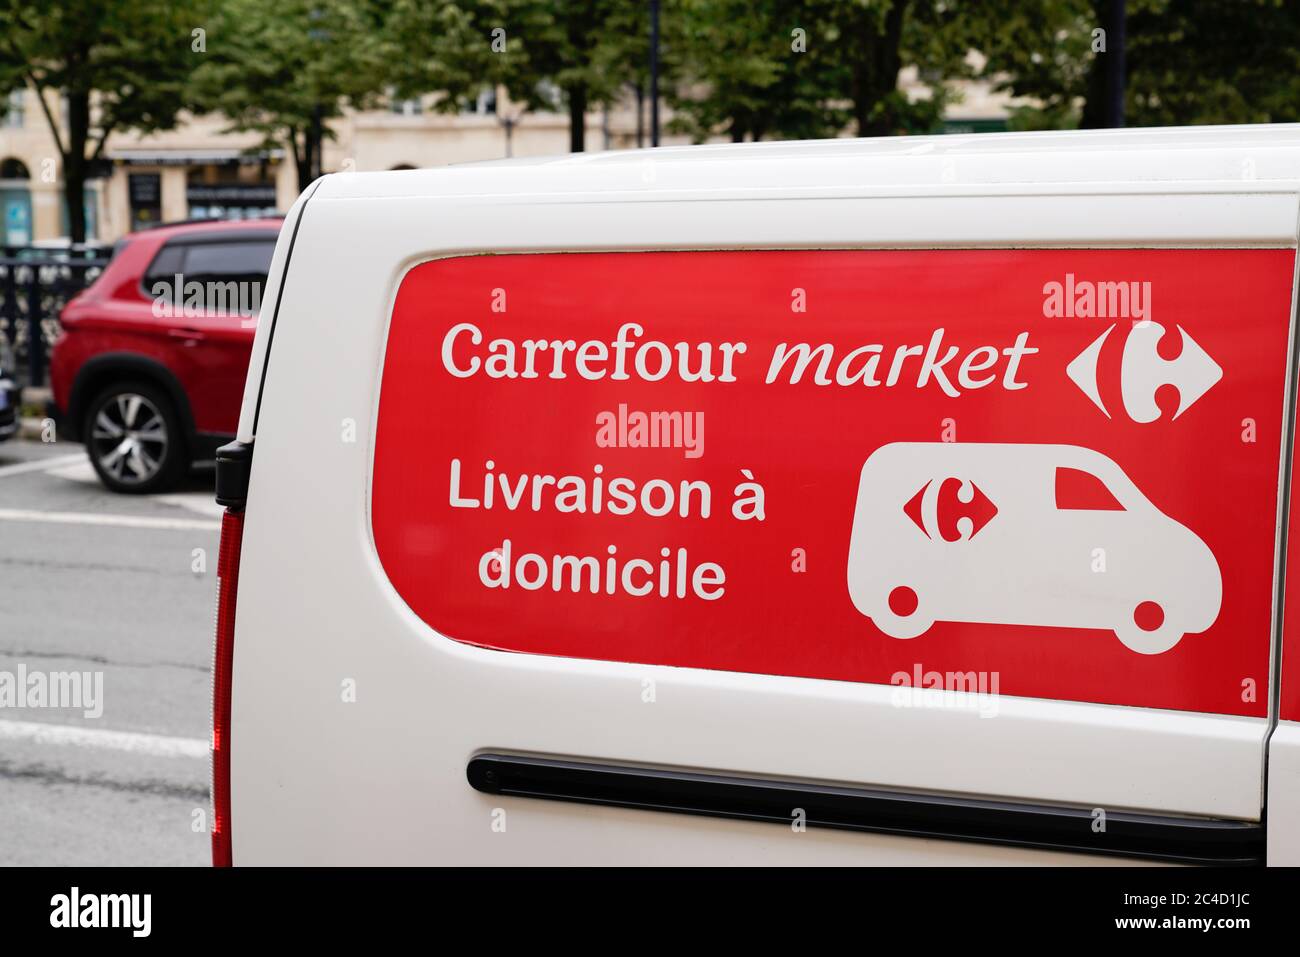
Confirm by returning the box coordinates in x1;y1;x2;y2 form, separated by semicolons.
0;437;220;866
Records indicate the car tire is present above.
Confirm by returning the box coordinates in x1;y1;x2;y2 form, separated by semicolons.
1114;601;1185;655
871;586;935;639
83;381;187;494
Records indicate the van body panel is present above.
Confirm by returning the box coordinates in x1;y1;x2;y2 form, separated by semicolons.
1278;242;1300;724
230;126;1300;864
234;179;322;443
1267;722;1300;864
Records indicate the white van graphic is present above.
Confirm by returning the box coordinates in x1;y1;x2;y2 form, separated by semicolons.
846;442;1222;655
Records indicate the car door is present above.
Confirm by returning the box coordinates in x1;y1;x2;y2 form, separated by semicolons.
153;234;275;436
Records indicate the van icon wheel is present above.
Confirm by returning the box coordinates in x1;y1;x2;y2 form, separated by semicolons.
871;586;935;640
1114;600;1185;655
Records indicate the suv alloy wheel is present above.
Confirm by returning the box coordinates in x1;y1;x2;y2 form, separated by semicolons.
84;381;186;493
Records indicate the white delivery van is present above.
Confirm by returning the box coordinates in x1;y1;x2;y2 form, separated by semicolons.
213;126;1300;866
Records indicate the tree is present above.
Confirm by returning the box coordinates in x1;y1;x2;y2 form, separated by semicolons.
1124;0;1300;125
814;0;980;136
973;0;1300;130
388;0;642;153
666;0;983;142
527;0;644;151
665;0;848;142
0;0;207;243
833;0;919;136
191;0;391;192
385;0;545;145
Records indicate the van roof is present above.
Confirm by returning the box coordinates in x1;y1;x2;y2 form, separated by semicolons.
315;124;1300;201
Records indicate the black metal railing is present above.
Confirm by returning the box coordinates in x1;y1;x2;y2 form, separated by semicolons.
0;244;113;388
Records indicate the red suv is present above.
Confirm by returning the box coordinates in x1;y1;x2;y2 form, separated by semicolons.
50;218;282;492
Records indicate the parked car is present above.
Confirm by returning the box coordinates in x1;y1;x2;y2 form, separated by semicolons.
0;332;18;441
214;126;1300;866
49;218;283;492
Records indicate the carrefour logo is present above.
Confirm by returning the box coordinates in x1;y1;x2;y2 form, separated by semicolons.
903;477;998;542
1066;321;1221;423
1044;275;1222;422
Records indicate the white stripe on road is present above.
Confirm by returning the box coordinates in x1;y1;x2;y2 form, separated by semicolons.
0;453;87;478
0;508;219;531
0;718;207;759
155;493;226;520
44;459;225;519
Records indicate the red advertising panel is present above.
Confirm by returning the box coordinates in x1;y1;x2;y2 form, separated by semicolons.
1283;434;1300;722
373;249;1296;717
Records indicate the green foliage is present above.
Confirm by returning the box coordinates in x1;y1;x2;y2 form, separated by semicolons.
0;0;207;144
190;0;392;187
975;0;1300;129
5;0;1298;234
665;0;847;141
518;0;645;117
0;0;210;240
387;1;645;150
960;0;1092;129
386;1;530;112
1125;0;1300;125
665;0;986;142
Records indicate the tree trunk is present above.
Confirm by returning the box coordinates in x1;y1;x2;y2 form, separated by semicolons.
635;83;644;148
310;103;324;178
291;129;311;194
291;122;325;193
1078;0;1111;131
1079;53;1108;128
63;90;91;244
568;84;587;152
852;0;909;137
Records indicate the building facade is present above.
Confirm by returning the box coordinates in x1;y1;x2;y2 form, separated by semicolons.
0;75;1013;246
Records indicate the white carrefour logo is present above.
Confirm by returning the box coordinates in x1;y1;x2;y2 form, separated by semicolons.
1066;321;1222;423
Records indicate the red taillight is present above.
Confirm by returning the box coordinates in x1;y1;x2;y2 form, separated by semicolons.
211;508;245;867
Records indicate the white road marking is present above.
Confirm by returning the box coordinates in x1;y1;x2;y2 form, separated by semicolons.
156;493;225;519
0;508;219;531
43;460;97;482
45;459;224;519
0;453;86;478
0;718;207;759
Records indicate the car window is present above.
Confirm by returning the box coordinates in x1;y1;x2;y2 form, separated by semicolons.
142;243;185;288
144;238;275;316
1054;467;1124;511
181;241;275;285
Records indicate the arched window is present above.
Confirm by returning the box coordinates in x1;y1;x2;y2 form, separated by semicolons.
0;157;33;244
0;157;30;180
